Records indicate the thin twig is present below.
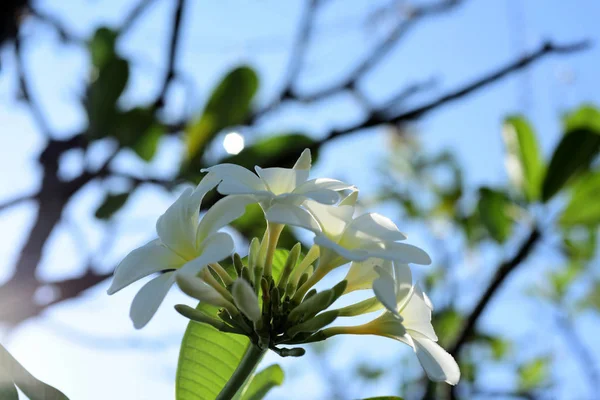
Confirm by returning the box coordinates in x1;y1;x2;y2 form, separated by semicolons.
119;0;158;35
153;0;186;109
449;227;541;357
0;193;38;213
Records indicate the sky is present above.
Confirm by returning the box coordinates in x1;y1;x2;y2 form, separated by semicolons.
1;0;600;399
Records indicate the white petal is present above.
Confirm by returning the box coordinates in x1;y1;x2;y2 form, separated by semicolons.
156;188;198;259
203;164;266;194
293;179;350;205
255;166;309;195
411;335;460;385
190;172;221;205
373;267;400;317
129;272;176;329
108;239;185;295
182;232;235;276
304;200;354;239
293;149;311;170
231;279;261;322
344;213;407;246
264;203;321;233
344;258;389;292
196;195;256;244
175;270;230;308
314;234;369;262
400;285;437;341
364;241;432;265
339;190;359;206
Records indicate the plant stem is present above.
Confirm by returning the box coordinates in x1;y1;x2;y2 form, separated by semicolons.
216;345;266;400
209;263;234;285
290;245;319;284
292;264;329;303
263;223;284;278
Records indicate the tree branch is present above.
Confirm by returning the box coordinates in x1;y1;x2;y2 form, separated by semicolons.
119;0;158;35
153;0;186;109
448;227;541;357
0;193;38;213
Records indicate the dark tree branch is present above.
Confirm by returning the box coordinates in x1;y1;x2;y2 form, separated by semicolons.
29;8;84;44
153;0;186;109
0;193;38;212
448;227;541;357
288;0;463;104
119;0;158;35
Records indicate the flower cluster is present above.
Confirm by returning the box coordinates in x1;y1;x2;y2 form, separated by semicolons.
108;149;460;385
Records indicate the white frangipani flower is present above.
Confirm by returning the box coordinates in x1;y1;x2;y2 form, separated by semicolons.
107;175;253;328
202;149;354;218
268;198;431;266
369;265;460;385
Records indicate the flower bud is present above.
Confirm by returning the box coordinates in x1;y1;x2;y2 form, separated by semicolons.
231;279;261;323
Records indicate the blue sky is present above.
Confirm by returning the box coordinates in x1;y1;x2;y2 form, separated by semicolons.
1;0;599;398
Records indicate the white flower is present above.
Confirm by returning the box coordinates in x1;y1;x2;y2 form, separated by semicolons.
369;265;460;385
268;198;431;266
107;175;253;328
202;149;354;219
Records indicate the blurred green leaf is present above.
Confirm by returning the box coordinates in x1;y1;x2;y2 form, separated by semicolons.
518;357;550;391
560;172;600;227
433;309;462;346
238;364;284;400
186;66;259;162
548;262;582;300
541;128;600;202
478;187;514;243
0;344;69;400
577;280;600;311
220;134;316;170
89;27;118;68
94;193;129;220
87;57;130;138
502;115;544;201
114;107;164;161
563;104;600;133
476;334;511;361
562;227;597;261
362;397;404;400
356;364;385;381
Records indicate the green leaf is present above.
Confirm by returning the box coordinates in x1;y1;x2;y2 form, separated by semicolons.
518;357;550;391
186;66;259;162
219;134;315;170
356;363;385;380
563;104;600;133
502;116;544;201
238;364;284;400
0;344;68;400
176;249;290;399
114;107;164;161
433;309;463;347
94;193;130;220
542;128;600;202
477;187;514;243
89;27;118;68
560;172;600;226
87;57;130;139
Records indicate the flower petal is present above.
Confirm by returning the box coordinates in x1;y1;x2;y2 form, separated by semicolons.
411;335;460;385
129;272;176;329
293;178;351;205
304;200;354;239
364;241;432;265
255;167;309;195
231;279;261;322
400;285;437;341
183;232;235;276
202;164;266;195
314;234;369;262
264;203;321;233
394;263;414;309
344;258;390;293
373;266;400;317
344;213;407;246
156;188;199;259
108;239;185;295
196;195;256;244
339;190;359;206
175;271;231;308
293;148;311;170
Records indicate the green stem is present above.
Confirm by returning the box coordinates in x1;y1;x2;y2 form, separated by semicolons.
292;264;330;303
290;245;319;285
209;263;234;286
263;223;284;278
216;345;266;400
